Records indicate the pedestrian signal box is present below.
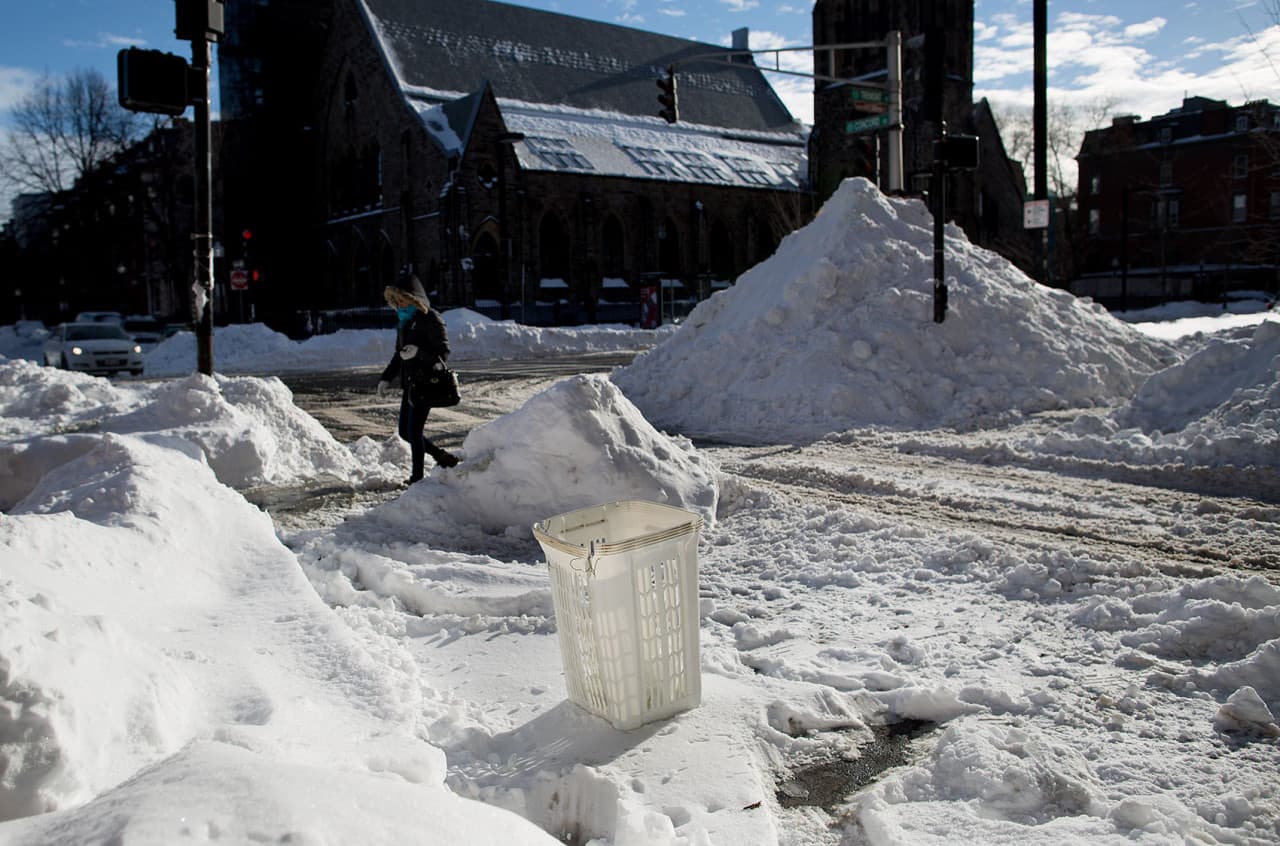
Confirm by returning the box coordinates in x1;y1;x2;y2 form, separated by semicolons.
117;48;190;116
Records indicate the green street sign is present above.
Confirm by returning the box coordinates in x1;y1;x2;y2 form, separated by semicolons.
849;87;888;104
845;114;891;134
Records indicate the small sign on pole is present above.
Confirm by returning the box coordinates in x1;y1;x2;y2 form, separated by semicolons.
845;114;891;134
1023;199;1051;230
849;86;888;103
229;269;249;290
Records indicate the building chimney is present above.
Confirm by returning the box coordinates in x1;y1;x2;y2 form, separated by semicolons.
732;27;749;63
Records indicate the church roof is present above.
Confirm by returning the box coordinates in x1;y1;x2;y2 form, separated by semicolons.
358;0;799;134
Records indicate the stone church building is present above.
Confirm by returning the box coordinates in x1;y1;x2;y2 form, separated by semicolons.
218;0;809;326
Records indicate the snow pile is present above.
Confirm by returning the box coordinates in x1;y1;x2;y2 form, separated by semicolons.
612;178;1177;442
298;374;716;630
0;434;556;843
144;310;670;376
0;358;149;440
0;365;402;506
0;321;47;361
144;323;391;376
853;722;1256;843
444;308;676;359
1035;320;1280;468
305;372;715;544
1079;575;1280;723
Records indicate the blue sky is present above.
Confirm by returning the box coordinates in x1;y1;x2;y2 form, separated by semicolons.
1;0;1277;214
2;0;1277;127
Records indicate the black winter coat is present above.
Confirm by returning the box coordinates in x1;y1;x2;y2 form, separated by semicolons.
381;309;450;392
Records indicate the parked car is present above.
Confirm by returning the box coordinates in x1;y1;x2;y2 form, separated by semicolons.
73;310;125;325
123;315;165;350
43;322;144;376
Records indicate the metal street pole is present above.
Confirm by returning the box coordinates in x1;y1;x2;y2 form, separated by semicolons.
933;128;948;324
1033;0;1048;283
192;35;214;375
886;30;903;193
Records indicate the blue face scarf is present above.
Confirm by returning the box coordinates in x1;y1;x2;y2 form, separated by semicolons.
396;306;417;327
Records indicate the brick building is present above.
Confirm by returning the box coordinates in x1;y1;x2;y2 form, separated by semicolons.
5;121;213;324
218;0;810;329
1074;96;1280;306
810;0;1034;276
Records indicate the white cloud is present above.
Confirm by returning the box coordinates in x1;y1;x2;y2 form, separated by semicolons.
63;32;145;50
1124;17;1167;40
657;7;686;16
721;0;760;11
777;4;807;13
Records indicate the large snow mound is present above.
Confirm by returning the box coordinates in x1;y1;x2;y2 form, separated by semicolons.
612;178;1177;442
0;434;555;843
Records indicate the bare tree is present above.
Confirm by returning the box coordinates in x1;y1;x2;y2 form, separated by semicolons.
0;68;144;196
992;97;1119;201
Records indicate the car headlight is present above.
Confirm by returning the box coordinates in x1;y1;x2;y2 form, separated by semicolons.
133;345;142;354
71;346;83;356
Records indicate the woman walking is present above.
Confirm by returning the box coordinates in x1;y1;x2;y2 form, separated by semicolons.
377;270;460;484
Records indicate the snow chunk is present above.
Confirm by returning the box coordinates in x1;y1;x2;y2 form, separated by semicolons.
380;374;717;536
1213;686;1280;737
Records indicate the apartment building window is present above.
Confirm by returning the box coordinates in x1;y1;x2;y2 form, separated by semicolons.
1089;174;1101;195
1236;114;1249;132
1159;162;1173;186
1167;198;1180;228
1088;208;1100;234
1159;126;1172;144
1233;154;1249;179
1233;192;1248;222
1271;191;1280;220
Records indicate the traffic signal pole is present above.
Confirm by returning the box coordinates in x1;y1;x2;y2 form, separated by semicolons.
192;35;214;376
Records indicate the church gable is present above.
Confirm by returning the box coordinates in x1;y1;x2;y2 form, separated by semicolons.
357;0;796;133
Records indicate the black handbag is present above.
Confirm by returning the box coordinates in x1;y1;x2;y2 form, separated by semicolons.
408;359;461;407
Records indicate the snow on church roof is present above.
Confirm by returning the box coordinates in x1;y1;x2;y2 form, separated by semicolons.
360;0;798;133
500;105;806;190
359;0;807;190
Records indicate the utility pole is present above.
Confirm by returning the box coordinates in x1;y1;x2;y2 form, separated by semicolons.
118;0;223;376
191;34;215;375
1033;0;1048;284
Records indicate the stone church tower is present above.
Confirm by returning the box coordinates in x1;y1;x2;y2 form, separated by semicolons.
810;0;974;200
810;0;1035;276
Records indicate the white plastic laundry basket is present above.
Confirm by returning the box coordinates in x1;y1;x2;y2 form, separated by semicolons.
533;500;703;731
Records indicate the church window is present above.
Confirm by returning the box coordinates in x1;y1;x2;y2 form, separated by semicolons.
718;155;773;186
619;145;682;177
668;151;728;181
525;137;593;170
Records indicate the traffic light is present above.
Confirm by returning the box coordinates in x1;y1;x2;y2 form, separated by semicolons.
656;66;678;124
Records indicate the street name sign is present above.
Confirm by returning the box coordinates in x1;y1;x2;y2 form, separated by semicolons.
849;86;888;104
845;114;891;134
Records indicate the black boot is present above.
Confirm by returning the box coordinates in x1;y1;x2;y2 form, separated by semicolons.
426;442;460;468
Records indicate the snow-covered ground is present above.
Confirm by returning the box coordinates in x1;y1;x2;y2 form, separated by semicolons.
2;180;1277;845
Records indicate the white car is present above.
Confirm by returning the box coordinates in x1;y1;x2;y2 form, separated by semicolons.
43;322;144;376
